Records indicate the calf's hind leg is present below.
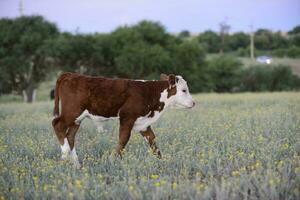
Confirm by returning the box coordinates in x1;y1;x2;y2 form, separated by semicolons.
52;117;70;160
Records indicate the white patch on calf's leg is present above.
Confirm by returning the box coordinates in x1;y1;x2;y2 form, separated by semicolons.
61;138;71;160
70;147;81;168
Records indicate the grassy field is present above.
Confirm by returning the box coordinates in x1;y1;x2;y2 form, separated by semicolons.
0;92;300;199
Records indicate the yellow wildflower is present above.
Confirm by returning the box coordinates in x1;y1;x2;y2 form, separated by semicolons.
129;185;134;191
150;174;159;179
231;170;239;177
172;182;177;189
75;180;82;189
255;160;262;168
198;183;205;190
154;182;161;187
282;143;289;150
43;185;48;192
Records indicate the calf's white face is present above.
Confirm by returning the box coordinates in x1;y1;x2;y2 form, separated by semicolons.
171;76;195;109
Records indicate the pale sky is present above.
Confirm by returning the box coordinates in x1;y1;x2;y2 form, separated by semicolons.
0;0;299;33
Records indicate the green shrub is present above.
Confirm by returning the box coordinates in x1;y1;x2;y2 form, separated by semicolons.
208;56;243;92
271;48;286;58
237;47;249;57
287;46;300;58
169;41;210;92
240;65;300;91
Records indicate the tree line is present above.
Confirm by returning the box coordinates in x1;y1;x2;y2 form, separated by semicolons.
193;26;300;57
0;16;299;102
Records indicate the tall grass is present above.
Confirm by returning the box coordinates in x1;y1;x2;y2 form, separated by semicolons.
0;93;300;199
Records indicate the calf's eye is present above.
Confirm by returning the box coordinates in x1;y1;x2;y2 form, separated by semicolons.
182;89;186;93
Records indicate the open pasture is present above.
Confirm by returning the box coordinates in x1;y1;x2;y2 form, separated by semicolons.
0;92;300;199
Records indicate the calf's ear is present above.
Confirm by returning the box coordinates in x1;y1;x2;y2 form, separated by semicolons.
168;74;176;87
160;73;168;81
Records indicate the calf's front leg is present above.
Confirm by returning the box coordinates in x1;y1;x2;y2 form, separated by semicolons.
140;126;162;159
116;118;135;158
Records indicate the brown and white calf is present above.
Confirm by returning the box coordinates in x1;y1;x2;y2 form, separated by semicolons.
52;72;195;167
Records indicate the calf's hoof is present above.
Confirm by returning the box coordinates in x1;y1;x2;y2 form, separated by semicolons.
73;161;82;169
61;153;70;161
157;151;162;159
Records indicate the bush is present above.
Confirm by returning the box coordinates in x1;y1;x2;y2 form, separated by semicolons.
169;40;209;92
240;65;300;91
287;46;300;58
237;47;250;57
115;42;171;79
271;46;300;58
208;56;243;92
271;48;286;58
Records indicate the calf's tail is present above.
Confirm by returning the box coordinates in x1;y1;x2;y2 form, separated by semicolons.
53;72;73;117
53;82;60;117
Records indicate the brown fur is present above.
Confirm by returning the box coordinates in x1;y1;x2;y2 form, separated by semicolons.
140;126;161;158
52;72;177;158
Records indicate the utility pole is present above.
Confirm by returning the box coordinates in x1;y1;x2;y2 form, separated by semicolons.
219;20;230;54
249;25;255;60
19;0;24;16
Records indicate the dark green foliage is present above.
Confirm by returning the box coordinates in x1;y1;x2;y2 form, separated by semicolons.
47;20;207;92
270;46;300;58
254;29;273;50
1;16;299;97
287;46;300;58
197;27;296;54
236;47;250;57
271;48;287;58
38;19;208;92
46;33;99;72
228;32;250;51
291;35;300;47
170;41;209;92
208;56;243;92
270;32;289;49
178;30;191;38
288;25;300;35
134;21;170;46
254;29;289;50
240;65;300;91
106;21;179;78
197;31;221;53
115;42;171;78
0;16;58;102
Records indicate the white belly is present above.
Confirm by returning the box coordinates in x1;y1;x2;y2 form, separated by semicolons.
75;109;118;125
75;109;163;132
133;111;162;132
